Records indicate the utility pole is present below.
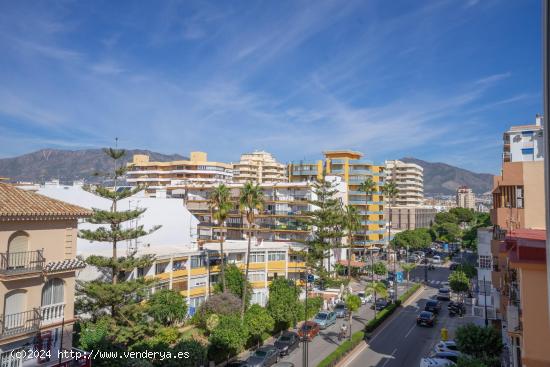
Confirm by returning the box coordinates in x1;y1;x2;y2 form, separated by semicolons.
303;270;311;367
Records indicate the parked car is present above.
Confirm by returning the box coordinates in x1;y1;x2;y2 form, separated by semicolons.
408;255;420;263
227;361;247;367
313;311;337;329
416;311;436;327
419;358;456;367
273;363;295;367
434;340;459;354
298;321;320;341
334;303;348;318
357;292;372;304
274;331;299;356
413;251;425;259
437;287;451;301
246;346;279;367
431;255;442;264
424;300;441;314
449;262;459;270
430;351;460;364
372;298;390;311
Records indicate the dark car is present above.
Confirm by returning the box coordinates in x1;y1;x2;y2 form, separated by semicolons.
274;331;299;356
449;262;459;270
246;346;279;367
417;311;436;327
424;300;442;314
298;321;320;341
227;361;247;367
334;303;348;318
372;298;390;311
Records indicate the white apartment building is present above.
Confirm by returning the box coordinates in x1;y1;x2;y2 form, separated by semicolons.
456;186;476;210
502;114;544;163
384;160;424;206
232;151;287;184
126;152;233;195
474;228;497;320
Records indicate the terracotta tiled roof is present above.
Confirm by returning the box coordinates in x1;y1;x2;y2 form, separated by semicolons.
0;183;91;218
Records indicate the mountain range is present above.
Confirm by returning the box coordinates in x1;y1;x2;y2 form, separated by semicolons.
0;149;493;195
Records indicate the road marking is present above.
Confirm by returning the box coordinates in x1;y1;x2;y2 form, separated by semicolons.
380;348;397;367
404;324;415;338
339;341;368;366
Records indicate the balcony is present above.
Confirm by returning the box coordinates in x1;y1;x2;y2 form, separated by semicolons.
507;304;522;333
0;309;41;339
41;303;65;325
0;250;45;276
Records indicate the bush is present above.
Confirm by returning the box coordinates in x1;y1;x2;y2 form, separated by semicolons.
317;331;365;367
398;283;421;303
194;292;242;330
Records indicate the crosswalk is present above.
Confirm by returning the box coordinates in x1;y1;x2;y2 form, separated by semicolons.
410;278;448;286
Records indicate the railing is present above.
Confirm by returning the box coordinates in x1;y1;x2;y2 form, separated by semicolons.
41;303;65;325
507;304;522;332
0;309;41;339
0;250;45;275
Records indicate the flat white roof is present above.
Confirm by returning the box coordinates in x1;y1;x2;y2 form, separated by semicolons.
202;239;307;252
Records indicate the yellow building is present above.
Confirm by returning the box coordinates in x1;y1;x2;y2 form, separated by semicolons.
288;150;386;249
0;183;91;366
126;151;233;195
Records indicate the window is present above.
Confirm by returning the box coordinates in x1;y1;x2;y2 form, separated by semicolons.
42;278;64;306
172;260;187;271
210;274;219;284
521;148;534;155
155;262;168;275
248;272;265;282
268;251;286;261
249;252;265;263
516;186;524;209
190;277;207;288
137;267;145;278
268;272;284;282
228;253;244;263
251;292;267;306
191;256;206;269
189;296;205;309
478;255;492;269
289;255;304;262
521;130;534;137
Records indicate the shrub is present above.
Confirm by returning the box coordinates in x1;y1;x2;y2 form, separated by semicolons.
317;331;365;367
194;292;242;329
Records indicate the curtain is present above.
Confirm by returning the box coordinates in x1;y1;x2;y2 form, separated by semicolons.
41;279;64;306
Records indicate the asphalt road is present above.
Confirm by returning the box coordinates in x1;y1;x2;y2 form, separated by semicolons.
343;263;482;367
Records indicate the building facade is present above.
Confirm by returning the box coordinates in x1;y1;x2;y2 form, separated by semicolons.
288;150;386;247
456;186;476;210
126;152;233;195
502;115;544;163
0;183;90;367
232;151;287;184
384;206;436;230
384;160;424;206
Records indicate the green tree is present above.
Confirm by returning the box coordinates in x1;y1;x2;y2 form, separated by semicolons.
209;315;249;361
457;356;489;367
213;264;252;305
266;278;301;330
359;178;377;246
457;263;477;279
239;182;264;318
450;207;475;224
305;178;343;279
434;222;462;243
244;304;275;348
455;324;503;367
342;205;361;280
434;211;458;225
195;292;242;330
373;262;387;276
381;181;398;299
345;294;361;339
209;183;232;291
449;270;470;300
147;289;187;326
365;281;388;318
392;229;432;251
400;262;417;289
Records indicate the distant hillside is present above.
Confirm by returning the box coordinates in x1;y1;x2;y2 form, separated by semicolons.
400;157;493;195
0;149;186;183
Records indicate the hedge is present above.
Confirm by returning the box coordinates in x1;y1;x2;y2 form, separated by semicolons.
365;283;421;333
317;331;365;367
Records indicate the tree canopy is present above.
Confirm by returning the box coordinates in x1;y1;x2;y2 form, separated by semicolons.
449;270;470;294
455;324;503;367
147;289;187;326
266;278;301;330
392;228;432;250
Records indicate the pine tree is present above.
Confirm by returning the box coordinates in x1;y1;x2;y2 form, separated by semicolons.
77;145;160;318
305;178;343;279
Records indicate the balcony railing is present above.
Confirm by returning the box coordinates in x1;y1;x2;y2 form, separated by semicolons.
41;303;65;325
0;250;45;275
0;309;41;339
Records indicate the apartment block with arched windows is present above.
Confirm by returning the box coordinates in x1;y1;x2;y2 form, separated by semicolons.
0;183;90;367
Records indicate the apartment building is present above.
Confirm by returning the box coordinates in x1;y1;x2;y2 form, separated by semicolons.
456;186;476;210
232;151;287;184
384;160;424;206
288;150;386;247
0;183;91;367
488;120;549;367
502;115;544;163
126;152;233;195
384;206;436;230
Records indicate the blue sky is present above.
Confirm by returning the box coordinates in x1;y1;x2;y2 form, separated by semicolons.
0;0;542;173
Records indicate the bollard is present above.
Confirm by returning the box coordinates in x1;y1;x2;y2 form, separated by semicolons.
441;327;448;341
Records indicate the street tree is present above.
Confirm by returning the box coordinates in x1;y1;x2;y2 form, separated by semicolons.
345;294;361;339
455;324;503;367
214;264;252;305
450;207;475;224
434;211;458;224
147;289;187;326
209;183;232;290
434;222;462;243
449;270;470;300
342;205;361;280
209;315;249;361
359;178;377;247
381;181;398;299
373;262;387;276
266;278;301;330
239;182;264;317
400;262;417;289
365;281;388;318
244;304;275;348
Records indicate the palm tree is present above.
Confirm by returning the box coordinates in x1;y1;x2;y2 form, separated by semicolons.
358;178;377;271
239;181;264;318
381;181;398;298
365;281;388;318
345;294;361;340
209;183;232;291
342;205;361;281
401;262;417;290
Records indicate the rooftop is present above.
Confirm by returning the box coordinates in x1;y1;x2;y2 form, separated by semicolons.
0;183;91;219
